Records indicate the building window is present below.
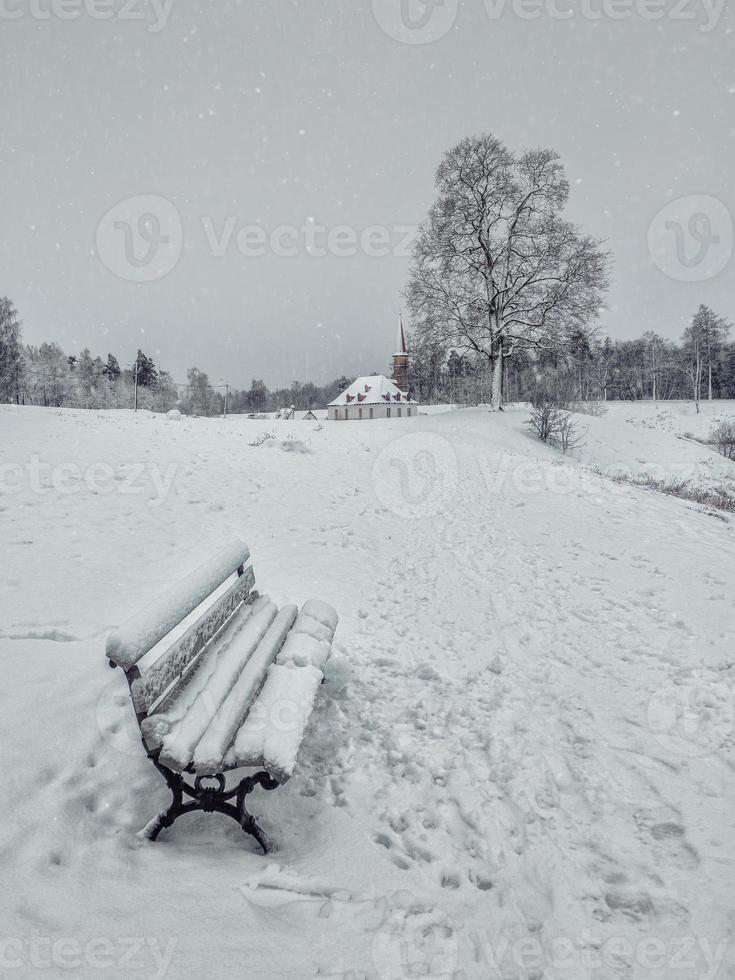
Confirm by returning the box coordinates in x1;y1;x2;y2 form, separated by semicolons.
359;407;363;420
397;407;402;418
386;407;391;419
369;407;374;419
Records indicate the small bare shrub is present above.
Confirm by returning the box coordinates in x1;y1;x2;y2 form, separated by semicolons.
711;420;735;460
590;466;735;515
525;376;586;454
557;411;586;454
526;405;585;454
249;430;276;447
526;402;558;443
572;399;607;417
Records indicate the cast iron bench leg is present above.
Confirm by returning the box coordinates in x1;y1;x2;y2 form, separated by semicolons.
144;756;279;852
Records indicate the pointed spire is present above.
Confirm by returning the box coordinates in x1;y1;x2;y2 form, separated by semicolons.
396;314;408;355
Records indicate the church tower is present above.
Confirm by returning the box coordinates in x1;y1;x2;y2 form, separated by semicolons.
392;315;409;394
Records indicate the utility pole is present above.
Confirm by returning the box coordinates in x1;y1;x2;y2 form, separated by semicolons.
134;357;139;413
224;384;229;418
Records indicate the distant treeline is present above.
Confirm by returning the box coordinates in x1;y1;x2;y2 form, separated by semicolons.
0;298;352;415
408;305;734;410
1;296;733;414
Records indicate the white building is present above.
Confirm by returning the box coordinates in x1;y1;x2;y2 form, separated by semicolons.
327;375;418;421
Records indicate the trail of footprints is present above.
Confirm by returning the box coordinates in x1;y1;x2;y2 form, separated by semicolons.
297;466;708;948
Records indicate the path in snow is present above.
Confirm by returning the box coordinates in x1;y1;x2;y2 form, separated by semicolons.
297;416;735;977
1;405;733;979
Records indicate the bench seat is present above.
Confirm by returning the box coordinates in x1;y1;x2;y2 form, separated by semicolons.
154;598;336;780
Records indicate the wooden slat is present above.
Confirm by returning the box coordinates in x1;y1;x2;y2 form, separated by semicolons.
139;592;267;754
131;565;255;715
192;605;298;775
229;662;326;783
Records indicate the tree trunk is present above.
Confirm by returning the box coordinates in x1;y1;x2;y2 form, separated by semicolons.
652;351;657;401
491;347;504;411
708;363;713;401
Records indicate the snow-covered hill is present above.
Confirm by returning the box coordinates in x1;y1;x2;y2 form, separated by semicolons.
1;404;733;979
572;400;735;490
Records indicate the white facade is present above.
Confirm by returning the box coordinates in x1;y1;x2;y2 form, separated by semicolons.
327;375;419;421
328;402;418;421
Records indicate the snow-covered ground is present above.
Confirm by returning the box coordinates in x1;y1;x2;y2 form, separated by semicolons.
1;403;734;979
571;400;735;490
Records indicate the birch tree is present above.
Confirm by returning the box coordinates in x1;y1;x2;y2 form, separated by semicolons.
643;331;666;401
681;318;704;413
406;134;610;410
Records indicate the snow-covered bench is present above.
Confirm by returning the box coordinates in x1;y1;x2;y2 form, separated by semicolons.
105;539;338;853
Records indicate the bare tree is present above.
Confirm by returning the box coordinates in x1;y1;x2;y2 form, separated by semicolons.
642;330;666;402
406;134;610;410
589;336;613;402
681;318;704;413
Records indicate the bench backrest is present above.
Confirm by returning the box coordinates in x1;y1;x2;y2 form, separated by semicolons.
106;539;256;717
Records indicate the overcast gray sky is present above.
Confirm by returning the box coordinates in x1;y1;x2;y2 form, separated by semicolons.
1;0;733;388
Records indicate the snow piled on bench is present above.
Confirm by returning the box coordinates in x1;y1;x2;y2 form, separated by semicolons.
106;539;250;670
193;605;298;775
140;591;338;775
229;663;326;782
159;597;278;771
276;602;339;670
